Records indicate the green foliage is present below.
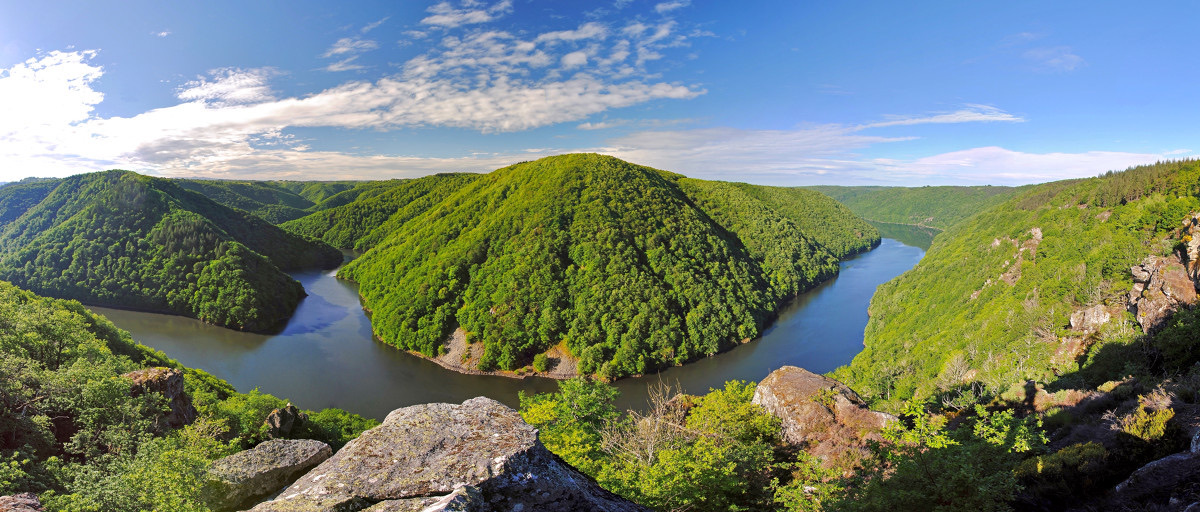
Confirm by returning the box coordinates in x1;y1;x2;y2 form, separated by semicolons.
532;353;550;373
834;160;1200;410
0;278;369;511
0;170;342;331
324;154;874;378
836;402;1036;512
298;408;379;451
810;185;1024;230
519;378;618;475
1014;442;1109;508
522;378;782;511
1119;403;1174;442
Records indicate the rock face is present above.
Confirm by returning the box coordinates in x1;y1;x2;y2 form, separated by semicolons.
1181;213;1200;281
122;367;197;429
264;404;307;439
752;366;895;461
0;493;43;512
250;397;646;512
205;439;332;511
1112;451;1200;505
1129;256;1198;333
1069;304;1112;334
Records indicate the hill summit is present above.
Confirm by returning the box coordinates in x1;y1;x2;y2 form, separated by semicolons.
317;154;877;379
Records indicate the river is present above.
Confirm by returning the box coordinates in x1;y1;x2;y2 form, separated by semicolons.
90;237;927;419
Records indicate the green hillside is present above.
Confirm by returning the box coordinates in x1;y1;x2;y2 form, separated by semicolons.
280;174;479;251
322;154;877;379
833;160;1200;411
0;170;342;332
809;185;1024;230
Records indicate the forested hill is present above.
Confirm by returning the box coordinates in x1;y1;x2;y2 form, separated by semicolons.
280;173;480;251
174;179;393;224
809;184;1023;230
314;153;877;379
0;170;343;332
832;159;1200;411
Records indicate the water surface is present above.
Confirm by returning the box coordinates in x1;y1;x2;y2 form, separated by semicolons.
92;238;924;419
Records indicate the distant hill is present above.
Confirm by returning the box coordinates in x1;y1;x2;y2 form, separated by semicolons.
292;154;878;379
280;174;479;251
0;170;342;331
808;185;1025;230
174;179;400;224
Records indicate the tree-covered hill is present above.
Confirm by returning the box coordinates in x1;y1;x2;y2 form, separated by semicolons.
809;184;1024;230
832;160;1200;411
173;179;389;224
280;174;480;251
324;154;877;379
0;170;343;332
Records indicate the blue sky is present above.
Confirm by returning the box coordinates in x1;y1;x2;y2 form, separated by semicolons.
0;1;1196;185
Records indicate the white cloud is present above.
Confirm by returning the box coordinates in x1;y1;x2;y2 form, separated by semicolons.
864;104;1024;128
176;68;276;105
152;30;171;38
421;0;513;28
0;44;703;180
322;37;379;58
561;51;588;68
1024;46;1084;71
655;0;690;13
361;17;389;34
325;56;366;72
0;51;103;135
536;22;608;43
868;147;1160;184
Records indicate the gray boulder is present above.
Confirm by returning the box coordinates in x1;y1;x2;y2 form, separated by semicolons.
1069;304;1112;334
250;397;645;512
1112;451;1200;505
753;366;895;461
205;439;332;511
0;493;43;512
1130;256;1198;333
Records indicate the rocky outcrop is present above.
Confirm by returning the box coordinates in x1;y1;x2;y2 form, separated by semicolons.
1112;451;1200;505
1069;304;1112;334
0;493;43;512
1129;256;1198;333
752;366;895;461
264;404;307;440
1181;213;1200;281
123;367;197;429
250;397;646;512
205;439;332;511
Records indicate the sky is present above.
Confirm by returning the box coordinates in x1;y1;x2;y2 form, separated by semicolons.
0;1;1197;186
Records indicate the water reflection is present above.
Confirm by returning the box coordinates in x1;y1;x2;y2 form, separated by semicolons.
93;238;924;420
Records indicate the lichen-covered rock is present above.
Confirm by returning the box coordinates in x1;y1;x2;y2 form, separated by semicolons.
250;397;646;512
753;366;895;461
205;439;331;511
123;367;197;429
0;493;43;512
1130;256;1198;333
264;404;307;440
1069;304;1112;334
